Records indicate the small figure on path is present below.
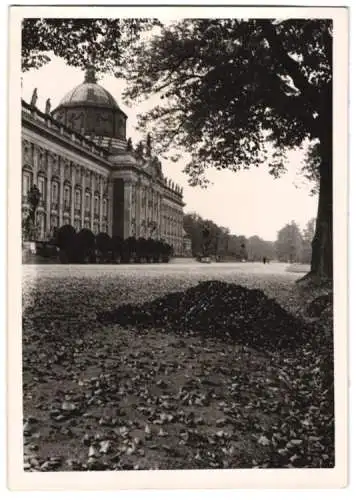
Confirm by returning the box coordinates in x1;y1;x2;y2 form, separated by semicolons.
263;256;267;264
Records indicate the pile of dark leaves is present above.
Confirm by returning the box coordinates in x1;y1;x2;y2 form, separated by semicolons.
98;280;314;351
305;292;333;319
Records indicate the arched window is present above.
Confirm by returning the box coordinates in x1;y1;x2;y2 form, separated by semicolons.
64;184;71;210
63;215;70;226
22;170;32;198
103;199;108;217
37;212;46;241
75;189;81;210
85;191;91;211
51;179;59;204
38;175;47;202
94;195;99;215
51;214;59;231
74;219;81;231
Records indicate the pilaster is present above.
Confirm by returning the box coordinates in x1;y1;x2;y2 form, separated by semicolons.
59;158;64;227
136;181;141;237
124;180;133;239
90;173;95;231
107;180;113;237
46;152;52;234
99;176;103;231
81;167;85;228
71;164;75;225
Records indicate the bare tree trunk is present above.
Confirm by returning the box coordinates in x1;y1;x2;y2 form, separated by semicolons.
297;115;332;284
310;113;333;279
311;154;333;278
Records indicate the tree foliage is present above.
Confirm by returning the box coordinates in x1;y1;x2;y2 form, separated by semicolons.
247;236;276;262
96;232;112;250
122;18;333;278
300;218;316;264
22;18;161;74
55;224;76;249
122;19;331;185
22;185;41;241
300;142;321;195
183;212;249;260
275;221;304;263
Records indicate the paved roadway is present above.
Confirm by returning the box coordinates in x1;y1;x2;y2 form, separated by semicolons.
22;261;309;280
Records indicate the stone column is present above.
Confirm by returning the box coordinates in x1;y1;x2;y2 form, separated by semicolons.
71;164;75;225
45;153;52;234
123;180;132;239
143;186;147;237
152;189;155;226
136;181;141;237
179;211;183;254
168;207;171;242
145;188;149;238
99;176;103;232
140;185;145;237
107;179;114;237
59;158;64;227
165;208;168;240
162;205;166;239
172;210;175;250
160;196;163;239
33;144;39;185
154;191;158;238
157;195;160;237
81;167;85;228
156;194;160;239
131;182;136;238
90;173;95;231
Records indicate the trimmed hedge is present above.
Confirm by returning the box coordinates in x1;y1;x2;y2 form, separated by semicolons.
53;226;174;264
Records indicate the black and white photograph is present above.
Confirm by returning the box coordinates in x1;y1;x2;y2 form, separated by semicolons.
7;4;348;490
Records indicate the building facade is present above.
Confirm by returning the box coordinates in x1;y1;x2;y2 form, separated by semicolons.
21;69;185;255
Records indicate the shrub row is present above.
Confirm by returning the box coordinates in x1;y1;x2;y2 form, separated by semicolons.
52;225;174;264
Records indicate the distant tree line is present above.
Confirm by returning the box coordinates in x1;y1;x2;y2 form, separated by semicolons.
275;219;316;264
183;213;247;261
184;212;315;264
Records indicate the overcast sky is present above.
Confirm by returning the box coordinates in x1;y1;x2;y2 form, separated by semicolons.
22;56;318;241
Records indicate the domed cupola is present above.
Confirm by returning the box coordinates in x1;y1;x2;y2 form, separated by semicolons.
52;67;127;152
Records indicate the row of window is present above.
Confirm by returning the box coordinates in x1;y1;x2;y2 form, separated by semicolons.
162;217;182;237
23;171;108;216
72;219;108;234
34;212;109;240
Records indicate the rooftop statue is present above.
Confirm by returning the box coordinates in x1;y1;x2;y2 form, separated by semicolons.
45;98;51;114
30;88;38;108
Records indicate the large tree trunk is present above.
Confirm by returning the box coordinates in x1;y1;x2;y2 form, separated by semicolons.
310;117;333;279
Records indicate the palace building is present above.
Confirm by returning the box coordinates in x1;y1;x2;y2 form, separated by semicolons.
21;68;185;255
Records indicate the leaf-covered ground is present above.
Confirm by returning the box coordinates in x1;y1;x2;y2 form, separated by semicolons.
22;263;334;471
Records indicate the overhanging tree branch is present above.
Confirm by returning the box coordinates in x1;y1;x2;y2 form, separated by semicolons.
260;21;318;108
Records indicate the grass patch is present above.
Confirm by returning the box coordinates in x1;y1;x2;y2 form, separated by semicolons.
285;263;311;274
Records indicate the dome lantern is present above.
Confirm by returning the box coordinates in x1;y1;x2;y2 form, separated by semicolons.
84;66;98;84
